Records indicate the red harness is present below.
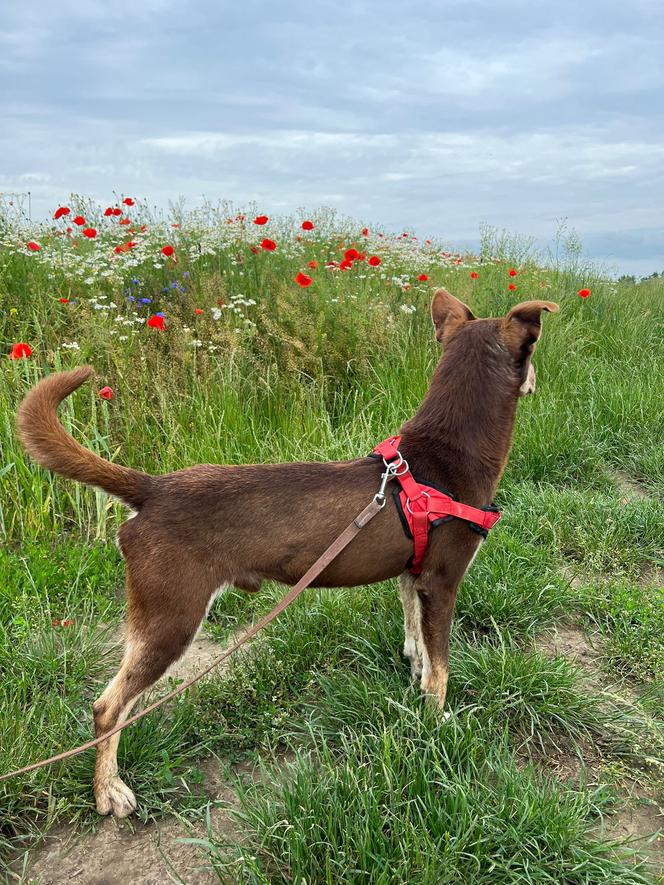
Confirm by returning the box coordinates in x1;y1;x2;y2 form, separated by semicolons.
371;436;502;574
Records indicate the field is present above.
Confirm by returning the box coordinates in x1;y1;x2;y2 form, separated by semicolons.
1;198;663;883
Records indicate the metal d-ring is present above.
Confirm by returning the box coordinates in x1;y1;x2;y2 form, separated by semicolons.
406;490;430;514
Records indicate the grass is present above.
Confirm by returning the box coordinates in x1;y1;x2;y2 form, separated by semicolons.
1;201;663;881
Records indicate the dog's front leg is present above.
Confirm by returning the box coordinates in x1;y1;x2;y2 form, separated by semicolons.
410;572;459;712
399;573;423;681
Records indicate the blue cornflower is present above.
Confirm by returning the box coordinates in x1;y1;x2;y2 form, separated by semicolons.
139;297;152;304
127;295;136;302
170;281;178;289
131;278;141;286
183;271;190;279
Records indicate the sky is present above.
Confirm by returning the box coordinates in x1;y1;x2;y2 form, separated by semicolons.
1;0;663;277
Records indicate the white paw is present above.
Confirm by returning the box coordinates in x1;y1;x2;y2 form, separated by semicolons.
95;776;137;818
441;709;452;723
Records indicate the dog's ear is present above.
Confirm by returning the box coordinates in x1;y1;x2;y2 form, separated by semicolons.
504;300;559;350
431;289;475;345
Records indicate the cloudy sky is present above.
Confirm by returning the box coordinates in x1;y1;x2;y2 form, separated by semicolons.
2;0;663;276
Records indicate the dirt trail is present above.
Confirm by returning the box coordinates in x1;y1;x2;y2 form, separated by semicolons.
16;633;248;885
537;622;664;877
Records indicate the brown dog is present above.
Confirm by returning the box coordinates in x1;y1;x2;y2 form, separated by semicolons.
17;289;558;817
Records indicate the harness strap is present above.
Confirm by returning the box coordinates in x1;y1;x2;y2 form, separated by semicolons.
372;435;502;574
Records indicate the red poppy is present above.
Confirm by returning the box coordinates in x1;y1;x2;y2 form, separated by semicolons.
361;227;369;236
27;241;41;251
58;297;70;303
83;228;97;239
339;259;353;270
119;218;131;226
418;274;428;282
73;215;85;226
62;619;75;627
104;207;114;217
123;197;135;206
147;315;166;330
98;386;114;400
508;268;518;277
301;220;314;231
578;288;591;299
114;245;126;254
9;343;32;359
112;207;122;217
368;255;381;267
195;308;204;315
254;215;269;225
52;619;61;628
308;260;318;269
295;271;313;288
470;271;479;280
344;248;360;262
161;245;175;257
54;206;70;220
250;246;259;254
260;238;276;251
508;283;517;291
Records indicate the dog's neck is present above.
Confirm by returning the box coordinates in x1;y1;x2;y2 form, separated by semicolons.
399;335;519;505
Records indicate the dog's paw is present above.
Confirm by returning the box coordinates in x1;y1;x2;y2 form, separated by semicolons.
95;776;137;818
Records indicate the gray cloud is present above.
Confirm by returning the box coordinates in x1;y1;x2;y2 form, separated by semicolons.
1;0;663;275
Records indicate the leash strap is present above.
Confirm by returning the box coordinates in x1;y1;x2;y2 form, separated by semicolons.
0;497;385;783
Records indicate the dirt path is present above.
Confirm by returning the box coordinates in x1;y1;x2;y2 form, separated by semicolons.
15;634;248;885
537;622;664;877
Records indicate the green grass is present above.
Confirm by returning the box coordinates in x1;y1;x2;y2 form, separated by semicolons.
1;204;663;881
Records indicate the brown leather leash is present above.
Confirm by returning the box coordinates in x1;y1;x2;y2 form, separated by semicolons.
0;496;386;783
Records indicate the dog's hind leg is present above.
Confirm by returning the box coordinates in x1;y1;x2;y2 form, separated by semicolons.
399;573;424;681
92;564;214;817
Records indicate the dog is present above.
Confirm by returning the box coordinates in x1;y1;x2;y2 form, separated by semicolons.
17;288;558;817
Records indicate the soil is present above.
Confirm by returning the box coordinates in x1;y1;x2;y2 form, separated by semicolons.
15;619;664;882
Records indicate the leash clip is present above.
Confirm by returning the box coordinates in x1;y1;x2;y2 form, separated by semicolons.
374;459;403;508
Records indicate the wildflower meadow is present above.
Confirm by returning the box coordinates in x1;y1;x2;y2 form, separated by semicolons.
1;196;663;882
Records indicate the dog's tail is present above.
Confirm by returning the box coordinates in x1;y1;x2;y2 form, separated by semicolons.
17;366;152;509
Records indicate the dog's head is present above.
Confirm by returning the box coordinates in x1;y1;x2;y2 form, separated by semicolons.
431;288;559;396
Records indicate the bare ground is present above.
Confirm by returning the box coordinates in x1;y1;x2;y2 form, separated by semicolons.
15;615;664;881
537;622;664;878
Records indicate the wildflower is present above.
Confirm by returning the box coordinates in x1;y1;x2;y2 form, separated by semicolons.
104;207;114;217
508;268;518;277
339;259;353;270
195;308;204;315
295;271;313;287
344;248;360;262
260;238;276;251
418;274;429;282
83;228;97;239
147;314;166;330
161;245;175;257
301;220;314;231
508;283;517;291
361;227;369;236
578;288;591;298
368;255;381;267
9;343;32;359
119;218;131;226
58;297;70;303
139;297;152;304
470;271;479;280
54;206;70;220
27;241;41;251
62;619;75;627
52;619;61;627
308;260;318;269
98;386;114;400
123;197;135;206
254;215;269;225
73;215;85;226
